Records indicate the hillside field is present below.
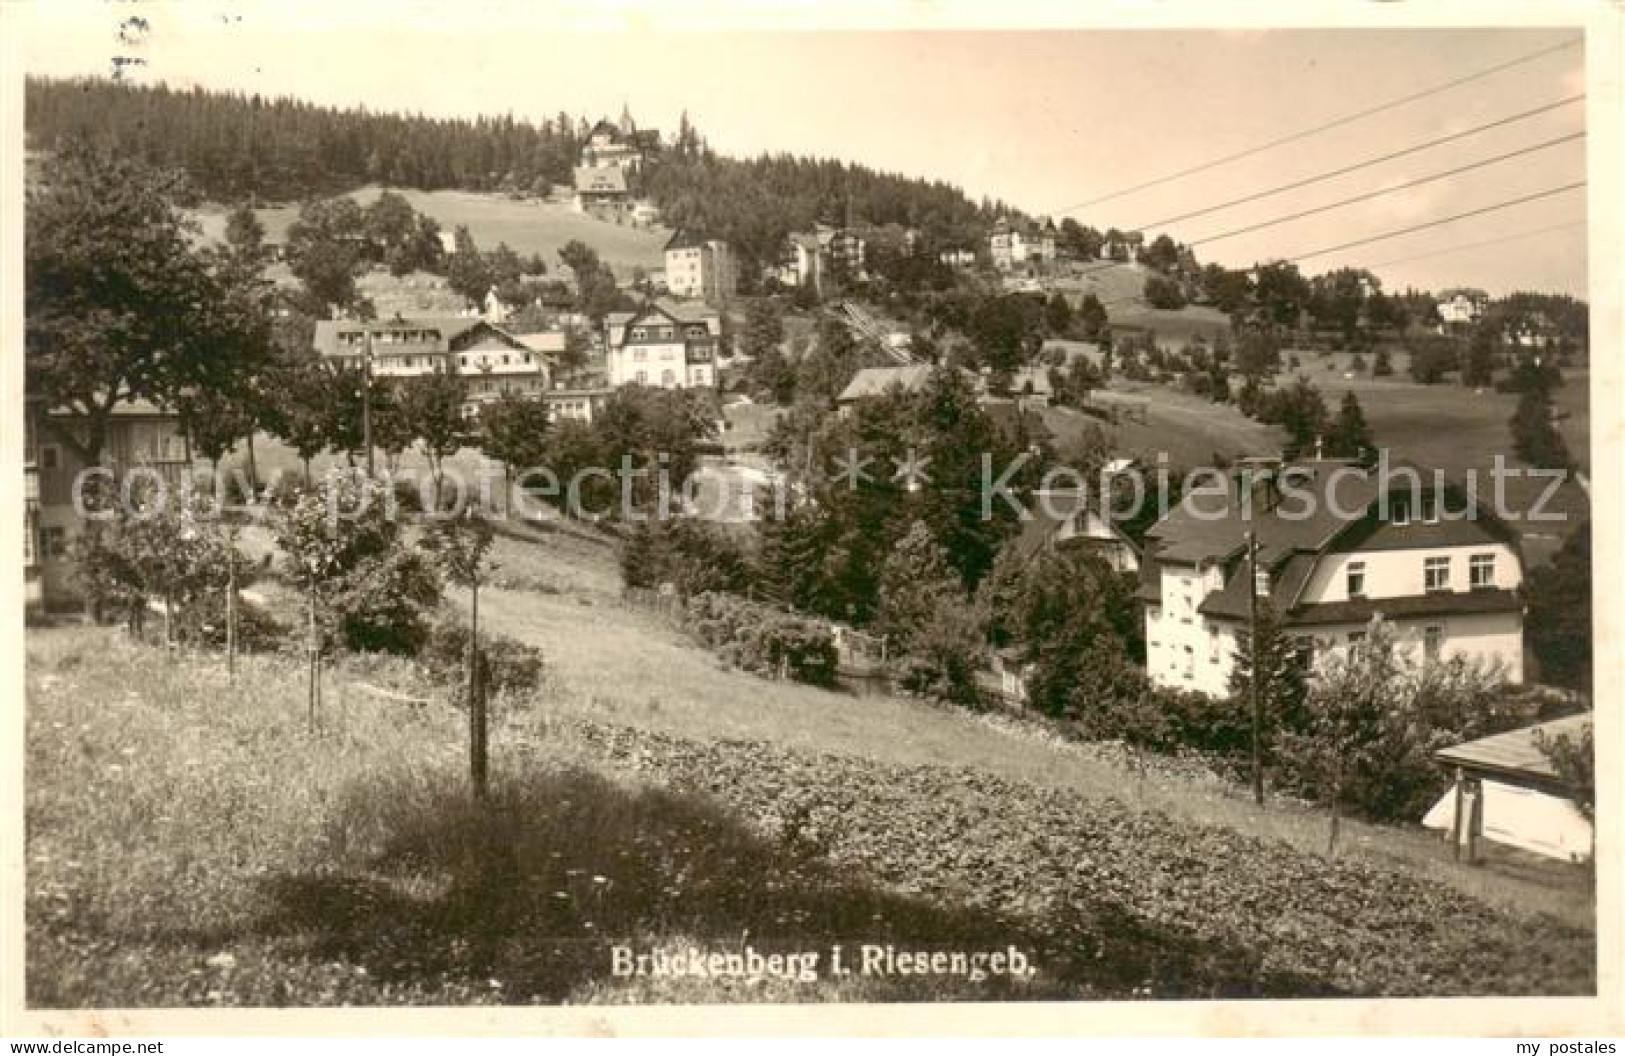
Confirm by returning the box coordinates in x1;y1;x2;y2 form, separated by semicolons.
1277;352;1591;565
1039;348;1589;567
191;185;671;280
24;519;1595;1006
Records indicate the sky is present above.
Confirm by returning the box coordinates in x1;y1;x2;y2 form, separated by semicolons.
17;3;1595;297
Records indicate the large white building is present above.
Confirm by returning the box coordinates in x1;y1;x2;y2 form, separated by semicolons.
989;217;1058;271
1140;458;1526;696
1435;288;1489;327
602;300;721;390
664;230;737;303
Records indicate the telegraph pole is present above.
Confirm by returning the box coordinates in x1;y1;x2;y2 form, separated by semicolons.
362;327;376;478
1246;530;1264;805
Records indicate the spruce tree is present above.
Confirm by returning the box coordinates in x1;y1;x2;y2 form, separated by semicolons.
1509;388;1573;471
1325;390;1375;464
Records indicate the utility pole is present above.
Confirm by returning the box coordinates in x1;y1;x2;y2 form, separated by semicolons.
225;531;237;682
1246;530;1264;805
362;327;376;478
469;569;486;799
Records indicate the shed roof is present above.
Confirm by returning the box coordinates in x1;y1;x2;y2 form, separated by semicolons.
1435;713;1590;786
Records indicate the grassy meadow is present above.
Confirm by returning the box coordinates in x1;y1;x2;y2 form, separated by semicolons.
191;185;671;280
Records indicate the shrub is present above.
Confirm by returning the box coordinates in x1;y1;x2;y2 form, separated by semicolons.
71;482;246;645
685;592;838;687
274;471;443;656
173;592;286;652
420;614;545;703
1273;622;1529;824
892;604;985;709
622;519;752;599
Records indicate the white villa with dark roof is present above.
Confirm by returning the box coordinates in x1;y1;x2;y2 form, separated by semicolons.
1140;458;1526;696
602;300;721;390
990;217;1058;271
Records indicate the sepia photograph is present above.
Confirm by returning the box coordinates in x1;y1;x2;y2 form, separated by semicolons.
2;0;1619;1038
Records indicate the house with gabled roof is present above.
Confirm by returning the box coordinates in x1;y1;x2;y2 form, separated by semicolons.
26;395;190;611
1140;457;1526;696
1010;486;1142;575
312;314;553;416
990;217;1058;271
579;106;658;171
602;299;721;390
573;165;633;224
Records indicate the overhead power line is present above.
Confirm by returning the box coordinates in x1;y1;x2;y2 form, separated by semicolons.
1362;219;1587;270
1129;94;1585;234
1053;35;1582;215
1284;180;1587;264
1089;218;1587;311
1186;131;1585;247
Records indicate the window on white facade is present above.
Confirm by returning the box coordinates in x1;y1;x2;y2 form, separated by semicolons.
1183;646;1194;678
635;370;647;385
1470;553;1495;588
1424;556;1451;592
1346;561;1366;598
1208;626;1220;663
661;369;676;387
1423;625;1443;664
633;348;646;362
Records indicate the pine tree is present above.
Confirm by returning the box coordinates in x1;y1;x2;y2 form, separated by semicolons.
1228;600;1310;764
1325;390;1375;464
1525;519;1591;694
1463;325;1497;388
1509;388;1572;470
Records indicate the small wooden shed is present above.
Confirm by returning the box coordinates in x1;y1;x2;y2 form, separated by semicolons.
1423;713;1593;864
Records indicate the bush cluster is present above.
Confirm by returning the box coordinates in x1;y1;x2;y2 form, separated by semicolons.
418;614;545;705
685;592;839;687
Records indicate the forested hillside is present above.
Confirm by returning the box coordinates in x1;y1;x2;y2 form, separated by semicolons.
644;152;1002;267
26;76;1009;269
27;77;585;200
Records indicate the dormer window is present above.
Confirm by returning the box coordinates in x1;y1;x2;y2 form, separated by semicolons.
1254;570;1270;597
1346;561;1366;599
